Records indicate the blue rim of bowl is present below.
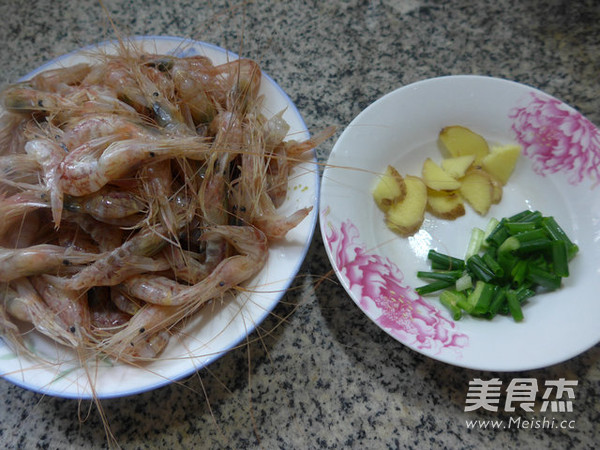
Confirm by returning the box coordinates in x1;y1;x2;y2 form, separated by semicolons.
2;35;319;399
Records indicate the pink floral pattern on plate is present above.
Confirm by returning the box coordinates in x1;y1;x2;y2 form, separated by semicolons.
324;216;468;357
510;92;600;185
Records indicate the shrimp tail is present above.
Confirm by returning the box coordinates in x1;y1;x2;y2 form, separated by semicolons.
284;125;336;160
254;206;313;241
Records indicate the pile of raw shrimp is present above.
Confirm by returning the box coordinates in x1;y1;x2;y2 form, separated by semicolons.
0;42;328;363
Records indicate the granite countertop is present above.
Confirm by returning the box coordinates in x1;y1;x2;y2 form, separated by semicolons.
1;0;599;448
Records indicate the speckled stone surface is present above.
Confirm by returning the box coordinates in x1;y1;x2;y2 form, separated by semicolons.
1;0;599;448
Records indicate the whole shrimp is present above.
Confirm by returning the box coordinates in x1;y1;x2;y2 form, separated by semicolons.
30;274;92;341
0;62;91;113
62;227;170;291
229;123;311;239
40;134;209;226
64;213;123;251
0;244;101;283
161;236;226;284
87;54;193;134
166;55;218;125
15;63;92;94
4;278;84;348
139;160;178;235
0;63;143;124
59;135;210;197
60;113;150;150
63;187;146;222
99;225;267;361
230;123;335;239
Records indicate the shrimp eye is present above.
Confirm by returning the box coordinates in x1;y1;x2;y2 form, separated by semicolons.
38;100;44;107
69;326;76;333
219;281;225;287
153;91;159;97
62;259;71;266
149;151;156;157
139;327;146;334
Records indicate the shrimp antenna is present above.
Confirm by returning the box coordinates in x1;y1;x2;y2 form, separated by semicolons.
98;0;128;52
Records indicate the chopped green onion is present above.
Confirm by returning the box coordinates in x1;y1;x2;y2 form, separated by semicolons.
417;270;463;282
506;290;524;321
487;286;507;319
514;285;535;304
469;281;496;315
507;209;534;222
456;293;474;314
466;255;495;282
427;249;465;271
455;273;473;291
526;265;561;291
484;217;500;241
439;291;464;320
417;210;577;323
486;219;509;248
498;236;520;254
482;252;504;278
542;216;579;260
504;221;538;234
497;251;518;276
551;240;569;278
512;210;542;224
465;227;485;260
510;259;528;286
415;279;455;295
513;229;552;253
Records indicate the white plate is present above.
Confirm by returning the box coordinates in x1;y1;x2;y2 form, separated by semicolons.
320;75;600;371
0;36;317;398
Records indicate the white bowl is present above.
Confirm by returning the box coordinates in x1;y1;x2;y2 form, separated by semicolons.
320;75;600;371
0;36;318;398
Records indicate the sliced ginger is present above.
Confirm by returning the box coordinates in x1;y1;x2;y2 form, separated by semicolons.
372;165;406;211
459;168;494;216
426;189;465;220
373;125;521;237
385;175;427;236
440;154;476;179
439;125;490;163
481;144;521;185
422;158;461;191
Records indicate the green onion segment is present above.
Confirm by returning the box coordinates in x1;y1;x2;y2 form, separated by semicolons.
415;210;578;322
